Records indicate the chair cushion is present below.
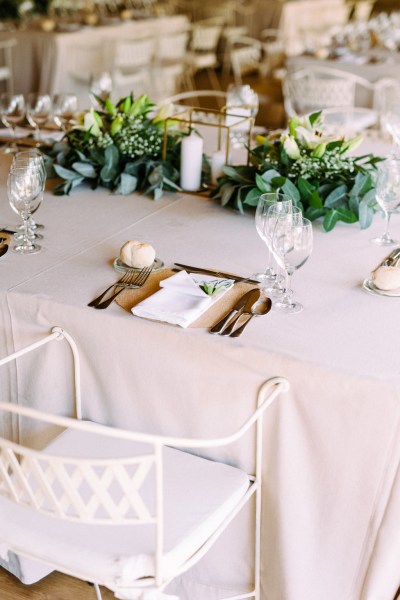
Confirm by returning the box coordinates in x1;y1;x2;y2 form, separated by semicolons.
0;425;250;590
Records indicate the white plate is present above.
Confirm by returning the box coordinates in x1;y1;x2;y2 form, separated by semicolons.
363;278;400;297
113;257;164;273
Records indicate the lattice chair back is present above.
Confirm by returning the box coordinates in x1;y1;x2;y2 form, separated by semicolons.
0;423;156;525
230;36;262;85
190;22;223;52
113;37;156;73
68;43;106;84
283;68;359;117
157;31;189;63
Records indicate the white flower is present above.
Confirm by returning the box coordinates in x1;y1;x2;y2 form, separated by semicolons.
283;135;301;160
295;125;332;149
75;108;102;137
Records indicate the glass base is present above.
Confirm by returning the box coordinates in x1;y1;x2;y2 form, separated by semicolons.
370;235;398;246
273;300;303;314
12;243;41;254
14;232;43;241
253;272;276;283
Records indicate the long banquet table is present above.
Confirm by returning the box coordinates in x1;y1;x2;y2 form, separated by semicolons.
1;135;400;599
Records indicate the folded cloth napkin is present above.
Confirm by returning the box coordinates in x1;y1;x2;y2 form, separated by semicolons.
131;270;234;328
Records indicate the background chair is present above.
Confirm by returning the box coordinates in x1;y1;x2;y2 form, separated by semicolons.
283;66;374;118
109;37;156;99
0;38;16;94
0;327;289;600
185;18;224;91
229;36;263;85
152;31;189;101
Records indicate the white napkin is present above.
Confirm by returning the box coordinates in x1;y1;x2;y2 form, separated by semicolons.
131;270;234;328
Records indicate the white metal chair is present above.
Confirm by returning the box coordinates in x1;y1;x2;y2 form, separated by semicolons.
283;66;374;118
110;37;156;99
152;31;189;101
185;19;224;91
351;0;375;21
259;29;286;79
0;38;16;94
0;327;289;600
229;36;263;86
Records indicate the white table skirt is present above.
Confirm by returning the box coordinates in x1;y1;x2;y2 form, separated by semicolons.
1;137;400;599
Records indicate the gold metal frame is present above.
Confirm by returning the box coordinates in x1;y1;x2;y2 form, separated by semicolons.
162;106;254;166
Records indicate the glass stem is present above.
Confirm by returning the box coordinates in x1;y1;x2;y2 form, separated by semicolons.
281;266;294;307
264;246;275;278
384;210;391;240
22;215;33;249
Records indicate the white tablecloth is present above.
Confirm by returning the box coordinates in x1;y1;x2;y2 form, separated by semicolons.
1;137;400;599
4;16;189;108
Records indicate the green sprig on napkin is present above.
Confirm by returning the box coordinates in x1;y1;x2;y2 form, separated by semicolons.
199;279;233;296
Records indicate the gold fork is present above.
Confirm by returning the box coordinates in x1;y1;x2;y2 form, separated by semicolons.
93;266;153;310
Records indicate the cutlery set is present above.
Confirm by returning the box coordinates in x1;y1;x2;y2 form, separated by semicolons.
88;261;271;335
88;266;152;309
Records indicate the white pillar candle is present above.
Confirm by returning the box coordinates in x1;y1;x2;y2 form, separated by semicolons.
180;134;203;192
211;150;226;185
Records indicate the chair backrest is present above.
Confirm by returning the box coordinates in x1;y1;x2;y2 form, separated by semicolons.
283;67;373;117
67;42;106;84
161;89;227;111
0;38;15;93
156;31;189;63
373;77;400;113
229;36;262;85
190;21;223;52
112;37;156;72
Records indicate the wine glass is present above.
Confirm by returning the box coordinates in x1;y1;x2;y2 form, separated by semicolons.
8;165;44;254
271;214;313;314
12;150;46;237
53;93;78;132
254;192;292;287
0;93;26;153
261;201;302;295
26;93;53;142
371;158;400;246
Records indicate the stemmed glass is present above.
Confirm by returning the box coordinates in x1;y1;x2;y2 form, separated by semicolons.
26;93;53;142
7;165;44;254
371;158;400;246
12;150;46;238
0;93;26;153
53;93;78;132
271;213;313;314
255;192;292;288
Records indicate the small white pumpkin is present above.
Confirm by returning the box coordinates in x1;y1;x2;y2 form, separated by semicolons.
120;240;156;268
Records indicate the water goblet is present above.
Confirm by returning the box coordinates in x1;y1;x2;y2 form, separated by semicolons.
53;93;78;132
26;93;52;142
271;214;313;314
8;166;44;254
262;202;302;295
0;93;26;153
12;150;46;235
371;158;400;246
254;192;292;286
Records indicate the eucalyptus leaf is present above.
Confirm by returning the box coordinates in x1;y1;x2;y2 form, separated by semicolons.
220;183;237;206
324;184;348;208
244;187;261;206
72;162;97;178
335;206;358;223
53;164;82;181
323;209;339;232
282;178;300;202
305;206;326;221
115;172;138;195
255;173;271;193
153;187;163;200
298;177;315;200
359;199;375;229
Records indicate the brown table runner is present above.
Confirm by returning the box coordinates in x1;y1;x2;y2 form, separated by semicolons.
116;268;258;328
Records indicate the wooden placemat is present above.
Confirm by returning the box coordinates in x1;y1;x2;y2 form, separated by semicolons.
116;268;258;328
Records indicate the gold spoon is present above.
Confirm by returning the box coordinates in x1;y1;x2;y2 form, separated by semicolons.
229;296;272;338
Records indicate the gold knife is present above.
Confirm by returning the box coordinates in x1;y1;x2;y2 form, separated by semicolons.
174;263;259;285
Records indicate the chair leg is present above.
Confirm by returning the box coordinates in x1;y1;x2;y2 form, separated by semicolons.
206;67;222;92
94;583;103;600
